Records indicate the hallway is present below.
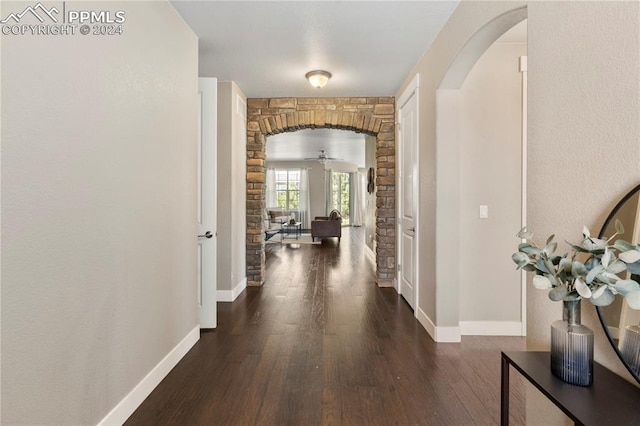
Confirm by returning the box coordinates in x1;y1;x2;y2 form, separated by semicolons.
126;228;526;425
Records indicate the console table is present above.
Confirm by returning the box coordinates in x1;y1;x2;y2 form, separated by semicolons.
501;351;640;425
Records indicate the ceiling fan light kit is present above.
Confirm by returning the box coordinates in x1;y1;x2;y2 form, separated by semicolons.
318;149;328;164
305;70;332;88
304;149;342;165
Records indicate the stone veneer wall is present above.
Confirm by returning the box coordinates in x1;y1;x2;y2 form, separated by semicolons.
246;97;396;287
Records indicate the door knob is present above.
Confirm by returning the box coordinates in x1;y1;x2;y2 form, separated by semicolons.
408;227;415;232
198;231;213;239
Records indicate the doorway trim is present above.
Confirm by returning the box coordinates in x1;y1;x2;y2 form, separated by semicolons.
246;97;396;287
397;74;420;312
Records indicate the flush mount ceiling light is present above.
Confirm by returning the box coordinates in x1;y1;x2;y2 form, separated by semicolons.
305;70;332;88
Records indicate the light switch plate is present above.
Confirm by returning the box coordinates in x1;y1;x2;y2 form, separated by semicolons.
479;205;489;219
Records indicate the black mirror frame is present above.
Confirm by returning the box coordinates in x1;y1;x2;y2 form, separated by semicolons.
596;182;640;385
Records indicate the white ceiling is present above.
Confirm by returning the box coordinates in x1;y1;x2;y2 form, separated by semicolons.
170;2;525;165
266;128;366;167
170;1;460;98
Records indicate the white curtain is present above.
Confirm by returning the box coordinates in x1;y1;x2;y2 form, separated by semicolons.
351;171;366;226
325;168;333;215
266;168;276;208
299;168;311;228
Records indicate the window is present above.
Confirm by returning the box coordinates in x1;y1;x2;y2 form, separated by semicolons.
275;169;300;210
331;172;350;226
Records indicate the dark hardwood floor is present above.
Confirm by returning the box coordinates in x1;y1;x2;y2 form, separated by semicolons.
126;227;526;425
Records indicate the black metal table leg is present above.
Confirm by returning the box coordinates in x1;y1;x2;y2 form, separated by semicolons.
501;353;510;426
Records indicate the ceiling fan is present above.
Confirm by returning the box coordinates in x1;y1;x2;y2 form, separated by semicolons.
304;150;342;164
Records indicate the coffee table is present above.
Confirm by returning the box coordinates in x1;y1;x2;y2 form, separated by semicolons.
281;222;302;240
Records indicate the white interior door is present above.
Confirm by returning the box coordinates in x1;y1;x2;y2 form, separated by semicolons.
198;78;217;328
398;76;419;310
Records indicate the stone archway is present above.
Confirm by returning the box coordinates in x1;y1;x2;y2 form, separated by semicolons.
246;97;395;287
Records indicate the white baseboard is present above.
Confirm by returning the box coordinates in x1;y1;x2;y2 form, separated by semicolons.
364;244;375;264
97;326;200;426
460;321;523;336
416;307;461;343
416;307;436;339
434;325;462;342
217;277;247;302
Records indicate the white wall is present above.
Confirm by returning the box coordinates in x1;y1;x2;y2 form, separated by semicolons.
396;0;639;388
526;0;640;379
217;81;247;298
458;41;526;328
1;1;198;423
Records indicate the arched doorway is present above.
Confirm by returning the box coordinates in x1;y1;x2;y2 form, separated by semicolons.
434;7;528;341
245;97;396;287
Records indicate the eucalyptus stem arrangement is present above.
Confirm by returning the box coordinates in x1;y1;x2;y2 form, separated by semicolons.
512;220;640;309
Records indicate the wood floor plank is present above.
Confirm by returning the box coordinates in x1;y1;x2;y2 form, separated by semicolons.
125;227;526;426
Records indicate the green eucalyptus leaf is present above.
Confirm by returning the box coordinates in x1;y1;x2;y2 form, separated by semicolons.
516;227;534;240
544;259;557;277
614;279;640;296
619;250;640;264
615;219;625;235
520;246;541;256
583;225;591;239
592;285;607;299
606;260;627;275
600;272;622;284
586;264;604;284
601;249;614;268
548;286;568;301
590;288;615;306
567;242;589;253
546;234;555;245
571;261;587;277
533;275;553;290
614;239;635;252
585;257;600;271
625;291;640;310
543;242;557;257
522;264;536;272
574;278;592;298
559;258;573;274
517;243;532;255
583;237;607;252
512;252;529;268
536;258;550;274
626;261;640;275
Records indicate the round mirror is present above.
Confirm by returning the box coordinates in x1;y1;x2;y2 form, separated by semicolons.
597;183;640;385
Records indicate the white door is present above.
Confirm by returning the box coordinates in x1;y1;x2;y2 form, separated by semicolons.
198;78;217;328
398;76;419;310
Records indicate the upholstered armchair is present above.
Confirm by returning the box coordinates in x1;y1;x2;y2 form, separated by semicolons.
263;208;287;240
266;208;288;228
311;209;342;243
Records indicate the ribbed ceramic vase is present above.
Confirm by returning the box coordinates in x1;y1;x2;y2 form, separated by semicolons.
620;325;640;376
550;300;594;386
